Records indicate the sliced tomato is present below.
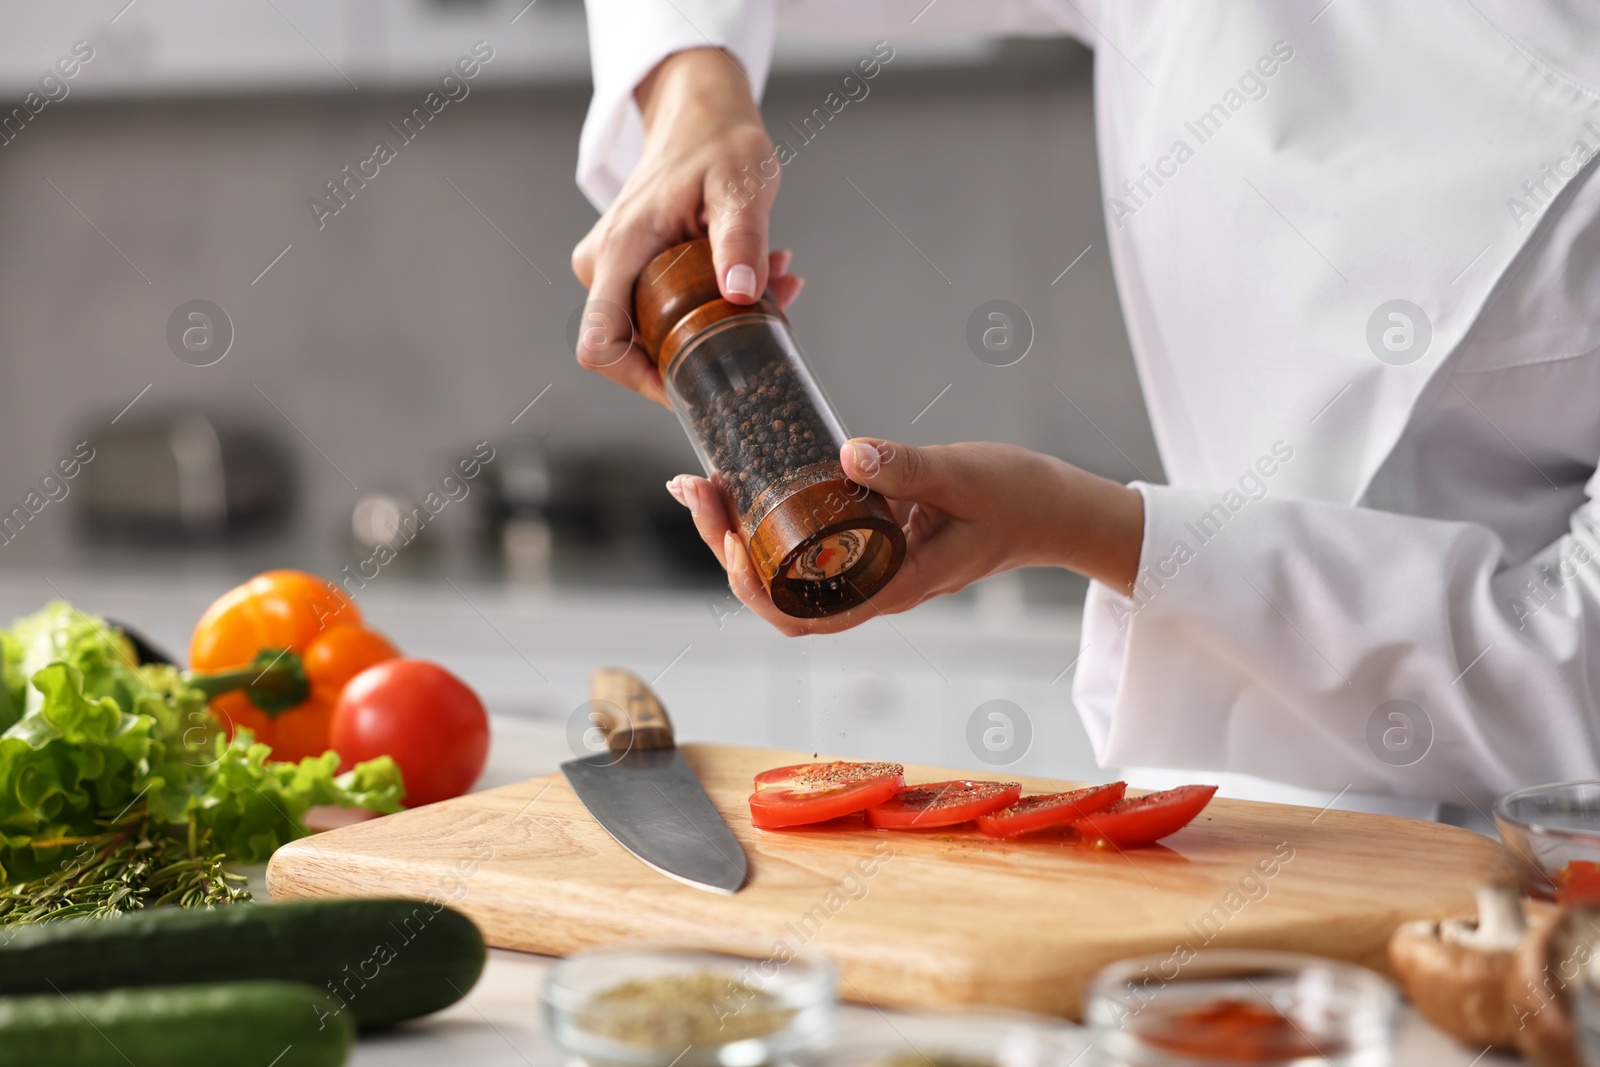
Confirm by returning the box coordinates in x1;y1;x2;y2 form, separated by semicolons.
975;782;1128;839
748;761;905;829
866;780;1022;830
1070;784;1218;847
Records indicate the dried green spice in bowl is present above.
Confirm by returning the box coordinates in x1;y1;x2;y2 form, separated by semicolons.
544;946;836;1067
578;970;796;1048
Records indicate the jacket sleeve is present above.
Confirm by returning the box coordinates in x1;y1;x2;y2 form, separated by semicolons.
1074;464;1600;806
576;0;1097;210
577;0;779;209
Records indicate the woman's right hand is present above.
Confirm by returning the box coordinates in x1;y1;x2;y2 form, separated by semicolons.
570;47;803;405
665;438;1147;637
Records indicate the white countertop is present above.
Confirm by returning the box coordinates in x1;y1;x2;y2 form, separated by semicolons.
317;717;1517;1067
0;570;1518;1062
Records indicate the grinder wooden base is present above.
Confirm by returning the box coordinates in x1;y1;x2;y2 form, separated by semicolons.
748;473;906;618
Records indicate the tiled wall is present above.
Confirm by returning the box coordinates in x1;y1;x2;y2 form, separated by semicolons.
0;54;1161;573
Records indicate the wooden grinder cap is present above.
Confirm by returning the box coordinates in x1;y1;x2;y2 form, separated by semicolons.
633;239;779;373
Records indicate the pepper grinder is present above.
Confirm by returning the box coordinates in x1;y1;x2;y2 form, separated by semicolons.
633;239;905;618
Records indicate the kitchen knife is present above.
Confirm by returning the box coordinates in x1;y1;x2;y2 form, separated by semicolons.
560;668;748;894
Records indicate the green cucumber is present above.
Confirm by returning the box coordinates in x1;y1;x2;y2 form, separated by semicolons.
0;981;352;1067
0;898;486;1029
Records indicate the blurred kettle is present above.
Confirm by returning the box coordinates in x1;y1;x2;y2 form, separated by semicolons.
76;411;293;541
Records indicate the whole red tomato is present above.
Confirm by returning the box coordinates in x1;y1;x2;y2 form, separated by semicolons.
330;659;490;807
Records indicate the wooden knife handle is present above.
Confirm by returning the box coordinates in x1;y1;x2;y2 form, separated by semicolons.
589;668;675;752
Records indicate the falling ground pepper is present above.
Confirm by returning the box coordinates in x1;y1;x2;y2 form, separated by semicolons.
578;970;795;1049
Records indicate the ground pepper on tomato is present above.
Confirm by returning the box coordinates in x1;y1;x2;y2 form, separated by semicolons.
748;761;905;829
865;780;1022;830
975;782;1127;839
1070;784;1218;848
186;570;399;763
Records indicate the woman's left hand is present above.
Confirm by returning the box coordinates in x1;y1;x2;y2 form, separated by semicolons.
666;437;1146;636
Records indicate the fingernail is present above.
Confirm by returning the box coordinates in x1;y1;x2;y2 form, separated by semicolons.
665;477;686;506
681;477;701;516
723;530;739;562
849;441;881;476
725;264;757;299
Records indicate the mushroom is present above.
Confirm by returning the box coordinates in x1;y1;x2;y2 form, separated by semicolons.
1506;904;1600;1067
1389;883;1527;1049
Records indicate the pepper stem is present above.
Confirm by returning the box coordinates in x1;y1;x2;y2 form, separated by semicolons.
184;648;310;715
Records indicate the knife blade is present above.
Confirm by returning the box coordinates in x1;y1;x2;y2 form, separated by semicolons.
560;668;747;894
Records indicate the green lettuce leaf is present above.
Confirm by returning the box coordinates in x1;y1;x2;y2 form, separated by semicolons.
0;625;24;733
0;601;404;883
190;731;403;864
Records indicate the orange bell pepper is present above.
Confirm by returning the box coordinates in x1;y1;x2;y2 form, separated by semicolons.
187;569;399;763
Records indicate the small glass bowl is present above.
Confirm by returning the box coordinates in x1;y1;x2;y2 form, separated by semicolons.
543;944;836;1067
1494;781;1600;901
1083;950;1398;1066
821;1009;1093;1067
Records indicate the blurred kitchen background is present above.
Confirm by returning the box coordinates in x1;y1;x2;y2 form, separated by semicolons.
0;0;1242;796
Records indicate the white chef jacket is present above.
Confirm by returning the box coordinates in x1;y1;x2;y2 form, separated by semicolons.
577;0;1600;808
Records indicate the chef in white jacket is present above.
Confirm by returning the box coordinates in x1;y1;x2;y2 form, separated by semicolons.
569;0;1600;810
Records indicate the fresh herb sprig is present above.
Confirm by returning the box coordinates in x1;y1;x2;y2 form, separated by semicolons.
0;806;249;928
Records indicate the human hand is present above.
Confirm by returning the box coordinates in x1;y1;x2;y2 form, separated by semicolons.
571;47;803;405
665;438;1146;636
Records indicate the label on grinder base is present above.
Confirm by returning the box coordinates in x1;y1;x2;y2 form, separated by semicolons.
786;529;868;582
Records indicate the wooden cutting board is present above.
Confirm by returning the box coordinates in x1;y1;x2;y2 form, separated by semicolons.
266;743;1511;1019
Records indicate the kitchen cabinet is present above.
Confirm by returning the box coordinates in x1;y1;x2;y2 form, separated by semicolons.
0;0;1005;98
0;0;590;96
